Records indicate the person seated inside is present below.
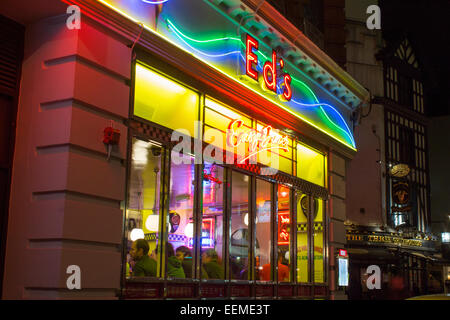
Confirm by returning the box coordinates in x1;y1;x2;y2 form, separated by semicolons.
129;239;156;277
202;249;224;280
259;249;289;282
154;242;185;278
175;246;208;279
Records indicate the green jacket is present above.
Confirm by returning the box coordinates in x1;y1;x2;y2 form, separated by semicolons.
167;256;186;278
182;257;209;279
203;260;224;279
132;255;157;277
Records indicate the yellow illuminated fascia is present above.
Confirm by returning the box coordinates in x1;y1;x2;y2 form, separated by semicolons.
205;98;240;120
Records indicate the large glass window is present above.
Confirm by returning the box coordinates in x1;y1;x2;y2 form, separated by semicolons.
229;171;250;280
297;143;325;187
201;163;225;280
165;154;195;279
126;138;163;278
313;198;325;283
255;179;272;282
277;185;292;282
134;63;199;136
296;193;309;283
256;122;294;175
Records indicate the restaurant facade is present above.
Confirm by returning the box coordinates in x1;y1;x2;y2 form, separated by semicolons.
1;0;369;299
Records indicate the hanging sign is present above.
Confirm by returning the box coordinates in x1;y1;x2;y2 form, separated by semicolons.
338;249;348;258
278;212;290;245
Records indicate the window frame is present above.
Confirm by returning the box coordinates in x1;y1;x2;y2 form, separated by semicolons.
122;57;330;298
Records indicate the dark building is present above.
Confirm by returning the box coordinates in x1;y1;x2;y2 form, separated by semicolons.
345;0;445;299
267;0;346;68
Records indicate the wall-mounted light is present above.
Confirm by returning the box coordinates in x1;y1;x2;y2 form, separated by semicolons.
145;215;159;232
130;228;145;241
184;223;194;238
244;213;258;226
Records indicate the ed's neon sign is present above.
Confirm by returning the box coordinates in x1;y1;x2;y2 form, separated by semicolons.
245;34;292;101
227;119;289;163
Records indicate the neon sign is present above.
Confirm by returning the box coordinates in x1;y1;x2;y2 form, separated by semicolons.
338;249;348;258
141;0;169;4
227;119;289;163
245;34;259;81
278;212;290;245
187;218;215;249
246;34;292;101
203;171;222;184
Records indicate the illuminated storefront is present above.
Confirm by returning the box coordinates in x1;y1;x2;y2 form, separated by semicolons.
114;0;367;299
125;58;331;298
1;0;369;299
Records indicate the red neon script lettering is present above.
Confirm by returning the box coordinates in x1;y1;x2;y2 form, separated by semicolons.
280;230;289;241
280;58;292;101
263;50;277;92
227;119;289;163
246;34;259;81
280;215;290;224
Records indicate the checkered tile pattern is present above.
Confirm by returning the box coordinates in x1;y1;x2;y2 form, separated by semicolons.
130;120;172;144
235;163;261;175
144;233;158;241
297;223;323;232
144;233;187;242
169;234;187;242
314;223;324;232
274;171;329;200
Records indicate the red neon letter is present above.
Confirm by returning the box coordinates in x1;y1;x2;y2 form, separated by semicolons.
246;34;259;81
282;73;292;101
263;50;277;93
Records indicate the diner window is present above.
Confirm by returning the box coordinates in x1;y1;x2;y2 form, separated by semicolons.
256;122;294;175
166;154;195;279
297;143;325;187
296;193;309;283
126;138;164;278
255;179;273;282
204;98;253;163
277;185;292;282
134;62;200;136
229;171;250;280
201;163;225;280
313;198;325;283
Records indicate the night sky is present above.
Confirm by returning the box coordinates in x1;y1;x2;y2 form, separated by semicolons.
380;0;450;117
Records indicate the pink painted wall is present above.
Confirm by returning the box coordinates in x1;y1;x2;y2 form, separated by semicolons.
2;14;131;299
346;105;386;227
